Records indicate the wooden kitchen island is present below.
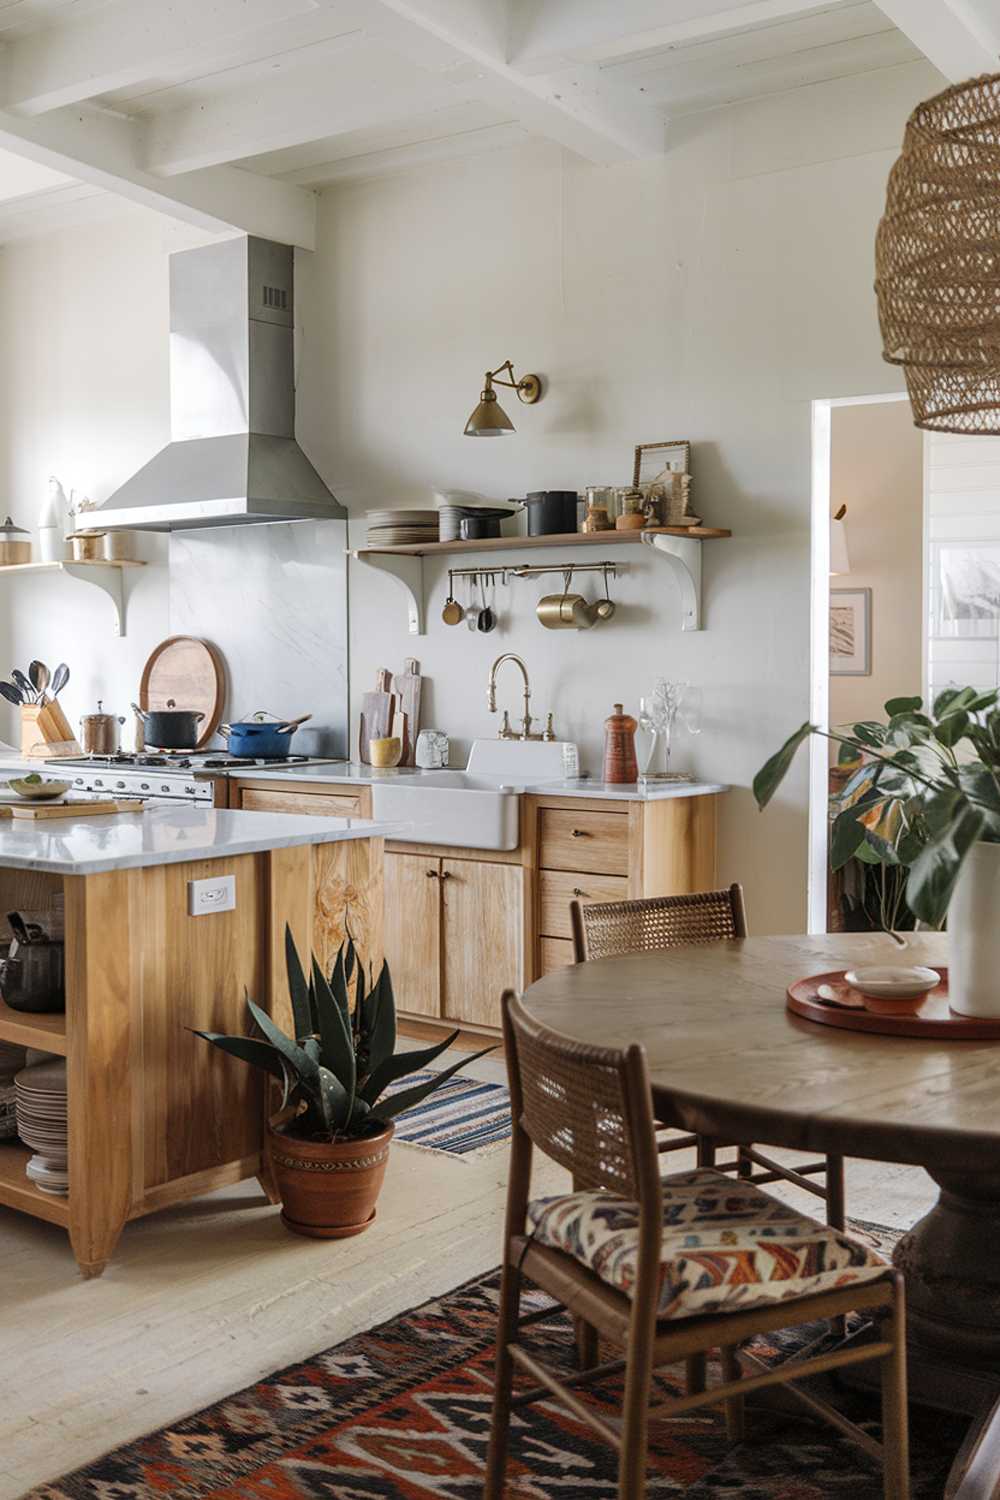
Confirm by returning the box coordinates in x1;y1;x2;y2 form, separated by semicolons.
0;804;389;1277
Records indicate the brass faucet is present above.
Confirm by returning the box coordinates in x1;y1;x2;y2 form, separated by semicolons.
487;655;555;741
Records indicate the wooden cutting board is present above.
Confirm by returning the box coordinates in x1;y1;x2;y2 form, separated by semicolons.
358;668;395;764
140;637;226;749
6;799;145;820
392;658;422;767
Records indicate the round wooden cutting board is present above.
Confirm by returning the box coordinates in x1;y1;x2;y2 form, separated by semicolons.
139;636;226;749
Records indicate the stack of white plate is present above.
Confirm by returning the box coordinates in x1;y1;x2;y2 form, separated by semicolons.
366;509;440;546
14;1058;68;1194
0;1041;26;1141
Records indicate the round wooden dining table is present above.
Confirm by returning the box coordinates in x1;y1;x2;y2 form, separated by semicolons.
525;930;1000;1434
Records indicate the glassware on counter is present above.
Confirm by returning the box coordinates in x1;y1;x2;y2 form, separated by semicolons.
639;680;702;781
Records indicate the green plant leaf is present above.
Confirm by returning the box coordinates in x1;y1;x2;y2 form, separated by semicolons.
906;804;985;926
316;1064;352;1134
752;722;812;809
371;1046;495;1123
830;809;868;870
364;962;396;1078
885;696;923;717
935;711;969;748
247;997;319;1084
284;926;313;1042
933;687;964;718
851;721;888;748
359;1029;461;1106
312;957;356;1106
192;1030;286;1082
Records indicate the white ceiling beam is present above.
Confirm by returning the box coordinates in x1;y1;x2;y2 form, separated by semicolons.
508;0;855;69
1;0;323;116
143;44;467;176
872;0;999;80
377;0;665;161
282;120;531;183
0;103;317;246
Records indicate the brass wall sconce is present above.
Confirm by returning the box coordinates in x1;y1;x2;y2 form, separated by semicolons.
464;359;543;437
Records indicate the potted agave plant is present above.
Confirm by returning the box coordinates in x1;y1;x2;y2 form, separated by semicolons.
754;686;1000;1016
196;929;491;1238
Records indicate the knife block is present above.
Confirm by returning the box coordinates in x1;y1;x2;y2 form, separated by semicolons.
21;702;82;759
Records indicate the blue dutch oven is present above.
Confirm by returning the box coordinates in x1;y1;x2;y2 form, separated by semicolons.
221;713;309;759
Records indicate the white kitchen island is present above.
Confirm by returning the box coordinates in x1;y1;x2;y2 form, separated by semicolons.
0;805;393;1277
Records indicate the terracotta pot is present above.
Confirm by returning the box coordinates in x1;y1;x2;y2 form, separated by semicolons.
266;1119;394;1239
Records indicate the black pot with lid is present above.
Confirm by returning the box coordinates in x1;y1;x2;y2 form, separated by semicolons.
518;491;579;536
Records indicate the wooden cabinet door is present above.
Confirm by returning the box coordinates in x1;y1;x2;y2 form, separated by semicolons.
239;788;364;817
441;859;523;1030
384;852;441;1018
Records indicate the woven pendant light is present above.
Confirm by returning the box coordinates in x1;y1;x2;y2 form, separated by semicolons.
875;72;1000;434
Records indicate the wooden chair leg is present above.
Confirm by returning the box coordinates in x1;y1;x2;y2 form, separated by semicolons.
484;1261;522;1500
575;1316;599;1371
721;1345;745;1440
826;1153;846;1229
686;1352;707;1394
619;1331;654;1500
879;1285;910;1500
736;1145;753;1180
696;1137;716;1168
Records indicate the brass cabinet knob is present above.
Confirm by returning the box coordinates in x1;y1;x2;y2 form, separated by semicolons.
573;887;587;898
571;828;590;838
426;869;439;879
440;870;453;880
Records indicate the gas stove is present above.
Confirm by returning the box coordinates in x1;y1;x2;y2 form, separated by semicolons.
48;752;324;802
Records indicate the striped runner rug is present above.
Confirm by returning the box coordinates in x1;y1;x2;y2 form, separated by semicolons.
386;1070;511;1157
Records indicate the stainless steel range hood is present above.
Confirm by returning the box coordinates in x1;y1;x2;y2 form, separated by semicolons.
96;236;345;532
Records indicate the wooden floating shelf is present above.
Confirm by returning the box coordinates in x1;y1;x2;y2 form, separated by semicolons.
0;1140;69;1226
0;559;146;637
354;525;730;559
351;526;732;635
0;998;67;1056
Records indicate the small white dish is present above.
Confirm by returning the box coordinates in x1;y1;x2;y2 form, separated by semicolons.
844;966;940;1000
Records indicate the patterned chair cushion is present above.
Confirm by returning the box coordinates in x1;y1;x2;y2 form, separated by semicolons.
526;1168;888;1319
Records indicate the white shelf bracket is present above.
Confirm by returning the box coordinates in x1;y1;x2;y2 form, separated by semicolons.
351;551;425;635
641;531;702;631
62;562;127;636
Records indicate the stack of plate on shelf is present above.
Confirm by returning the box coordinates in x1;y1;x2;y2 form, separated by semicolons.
0;1041;26;1140
366;509;440;546
14;1058;68;1194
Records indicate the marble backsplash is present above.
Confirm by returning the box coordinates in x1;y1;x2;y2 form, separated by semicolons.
169;519;348;758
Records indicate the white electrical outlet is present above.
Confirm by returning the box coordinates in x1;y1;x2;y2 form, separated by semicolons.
188;874;236;916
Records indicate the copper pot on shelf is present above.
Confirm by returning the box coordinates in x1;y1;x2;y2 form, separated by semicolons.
80;701;123;755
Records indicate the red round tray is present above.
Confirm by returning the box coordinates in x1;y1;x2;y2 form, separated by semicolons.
787;968;1000;1039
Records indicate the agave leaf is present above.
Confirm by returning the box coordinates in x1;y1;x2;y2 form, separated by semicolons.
344;932;356;982
284;926;313;1042
752;722;812;809
906;803;985;926
247;997;319;1084
359;1029;461;1106
316;1064;352;1134
329;944;349;1019
192;1030;287;1082
371;1046;495;1122
312;957;356;1106
365;962;396;1078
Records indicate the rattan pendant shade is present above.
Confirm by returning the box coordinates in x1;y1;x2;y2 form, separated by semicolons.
875;72;1000;434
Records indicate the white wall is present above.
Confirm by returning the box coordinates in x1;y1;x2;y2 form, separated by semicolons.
0;58;941;933
829;400;924;728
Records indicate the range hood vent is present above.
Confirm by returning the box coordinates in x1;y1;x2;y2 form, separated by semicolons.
96;236;345;532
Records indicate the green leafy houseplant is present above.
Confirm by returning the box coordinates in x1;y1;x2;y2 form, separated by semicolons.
195;927;491;1142
753;686;1000;929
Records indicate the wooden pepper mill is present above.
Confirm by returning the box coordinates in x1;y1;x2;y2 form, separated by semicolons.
603;702;638;784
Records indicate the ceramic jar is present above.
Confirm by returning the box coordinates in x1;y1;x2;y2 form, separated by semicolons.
948;841;1000;1016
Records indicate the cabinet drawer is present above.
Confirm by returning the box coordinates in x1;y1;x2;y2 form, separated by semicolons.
539;869;629;940
240;788;363;817
539;936;576;975
538;808;630;876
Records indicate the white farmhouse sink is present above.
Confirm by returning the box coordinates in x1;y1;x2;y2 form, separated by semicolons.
466;739;580;779
371;772;521;851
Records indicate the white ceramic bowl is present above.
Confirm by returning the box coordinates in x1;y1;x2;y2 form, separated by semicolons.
844;965;940;1000
7;777;71;800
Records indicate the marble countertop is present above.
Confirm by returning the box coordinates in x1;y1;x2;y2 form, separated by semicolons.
210;760;728;801
0;805;394;875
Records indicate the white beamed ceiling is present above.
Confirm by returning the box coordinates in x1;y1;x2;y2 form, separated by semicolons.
0;0;985;246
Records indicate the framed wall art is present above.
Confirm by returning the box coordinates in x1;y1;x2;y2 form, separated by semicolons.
830;588;872;676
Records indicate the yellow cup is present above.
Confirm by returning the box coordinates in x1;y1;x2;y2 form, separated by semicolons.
369;736;402;768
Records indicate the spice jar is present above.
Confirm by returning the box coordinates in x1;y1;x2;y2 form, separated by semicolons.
603;703;638;785
0;516;31;566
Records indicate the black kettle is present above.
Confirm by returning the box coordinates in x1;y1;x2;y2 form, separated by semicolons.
0;912;64;1013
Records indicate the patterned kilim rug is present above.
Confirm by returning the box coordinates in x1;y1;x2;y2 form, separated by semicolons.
29;1238;964;1499
388;1071;511;1157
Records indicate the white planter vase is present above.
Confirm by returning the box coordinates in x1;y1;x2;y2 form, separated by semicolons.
948;840;1000;1016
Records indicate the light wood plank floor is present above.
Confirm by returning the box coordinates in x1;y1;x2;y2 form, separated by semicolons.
0;1048;936;1500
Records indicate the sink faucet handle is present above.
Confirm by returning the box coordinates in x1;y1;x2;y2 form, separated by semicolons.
499;709;514;740
542;712;556;742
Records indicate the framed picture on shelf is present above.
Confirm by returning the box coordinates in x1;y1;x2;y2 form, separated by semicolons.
830;588;872;676
632;439;690;490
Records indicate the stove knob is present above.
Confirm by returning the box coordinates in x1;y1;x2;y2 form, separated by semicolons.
140;781;150;791
93;777;104;788
161;784;171;793
116;780;126;790
75;777;84;786
184;784;197;795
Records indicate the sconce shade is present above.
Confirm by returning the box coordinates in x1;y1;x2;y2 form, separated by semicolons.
830;515;850;575
876;73;1000;434
465;387;515;437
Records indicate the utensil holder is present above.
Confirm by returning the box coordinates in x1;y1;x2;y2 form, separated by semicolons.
21;702;83;758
